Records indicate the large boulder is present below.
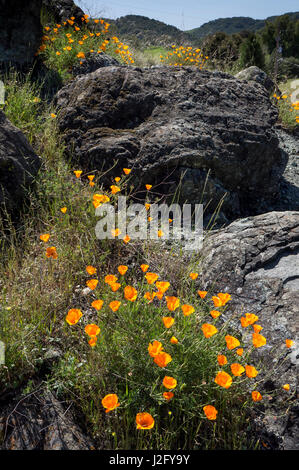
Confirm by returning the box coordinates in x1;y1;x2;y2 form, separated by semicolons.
0;111;41;216
0;0;43;67
55;66;282;221
235;66;275;92
42;0;85;24
197;211;299;449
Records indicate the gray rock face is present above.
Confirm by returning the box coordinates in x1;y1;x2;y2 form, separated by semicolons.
235;66;275;92
0;388;93;450
0;111;41;215
42;0;85;24
0;0;42;66
56;66;282;220
198;211;299;449
71;52;120;77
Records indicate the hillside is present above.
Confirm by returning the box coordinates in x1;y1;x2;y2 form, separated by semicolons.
187;11;299;39
108;15;196;48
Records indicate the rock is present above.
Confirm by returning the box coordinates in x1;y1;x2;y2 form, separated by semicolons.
0;111;41;216
42;0;85;24
235;66;275;92
71;53;120;77
198;211;299;449
0;387;94;450
0;0;43;67
55;66;282;221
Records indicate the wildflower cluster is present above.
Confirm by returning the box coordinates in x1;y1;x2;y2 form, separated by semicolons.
39;166;294;447
37;14;134;70
272;92;299;125
160;45;209;68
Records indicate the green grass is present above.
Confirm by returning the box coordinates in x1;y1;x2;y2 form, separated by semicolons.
0;65;287;451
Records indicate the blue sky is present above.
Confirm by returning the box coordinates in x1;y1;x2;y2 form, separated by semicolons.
76;0;299;30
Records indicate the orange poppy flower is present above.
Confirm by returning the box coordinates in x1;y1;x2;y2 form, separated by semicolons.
170;336;178;344
60;206;67;213
109;301;121;312
111;228;121;237
252;333;266;348
123;234;131;244
124;285;138;302
88;175;95;182
236;348;244;356
66;308;82;325
155;281;170;294
110;282;121;292
253;324;263;333
110;185;121;194
163;392;174;400
163;317;174;328
148;340;163;357
145;184;152;190
136;412;154;429
74;170;82;178
145;272;159;284
203;405;218;420
105;274;118;285
91;299;103;311
101;394;120;413
198;290;207;298
114;177;121;183
40;234;50;242
92;194;110;208
189;272;198;280
46;247;58;259
181;304;195;316
86;279;98;290
140;264;149;272
202;323;218;338
162;376;177;389
225;335;240;350
245;365;259;378
118;265;128;275
154;291;163;300
210;310;221;319
85;324;100;337
285;339;294;348
251;391;262;402
212;296;223;307
144;291;155;302
88;336;97;348
230;363;245;377
86;265;97;275
214;371;233;389
145;203;151;211
153;352;172;368
282;384;290;391
240;313;259;328
217;355;227;366
165;296;180;311
123;168;131;175
217;293;231;305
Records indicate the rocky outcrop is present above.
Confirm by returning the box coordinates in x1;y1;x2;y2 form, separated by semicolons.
235;66;275;92
0;111;41;216
198;211;299;449
71;53;120;77
0;0;43;67
42;0;85;24
0;387;93;450
55;66;282;221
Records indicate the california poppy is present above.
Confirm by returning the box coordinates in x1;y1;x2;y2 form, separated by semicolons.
154;352;172;368
210;310;221;319
252;333;266;348
91;299;103;311
217;355;227;366
60;207;67;213
202;323;218;338
163;392;174;400
118;265;128;275
109;300;121;312
285;339;294;348
102;394;120;413
123;235;131;244
110;185;121;195
145;272;159;284
230;363;245;376
189;273;198;280
214;371;232;389
105;274;118;285
181;304;195;316
124;285;138;302
74;170;82;178
165;296;180;311
86;265;97;275
245;365;259;378
170;336;178;344
163;317;174;328
225;335;240;350
162;376;177;389
85;324;100;337
86;279;98;290
148;340;163;357
198;290;207;298
203;405;218;420
46;246;58;259
40;234;50;242
123;168;131;175
66;308;82;325
282;384;290;391
251;391;262;402
240;313;259;328
140;264;149;272
136;412;154;429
